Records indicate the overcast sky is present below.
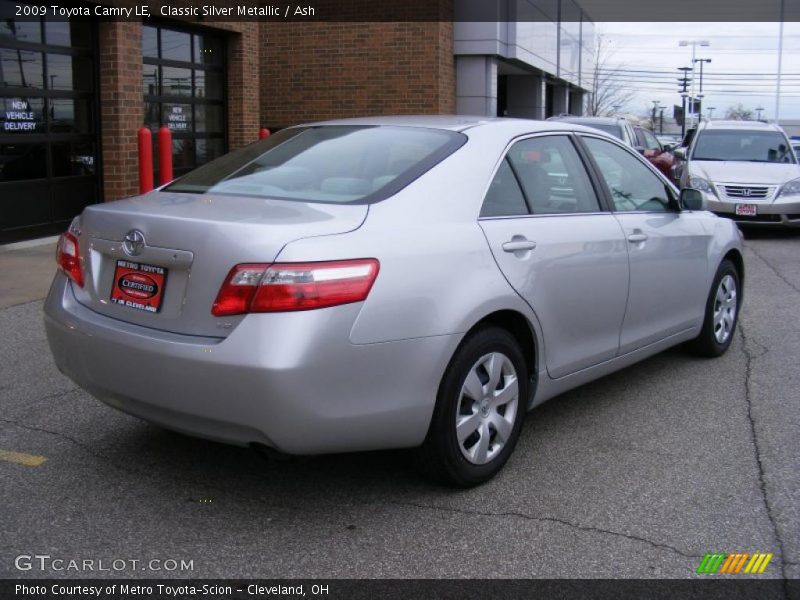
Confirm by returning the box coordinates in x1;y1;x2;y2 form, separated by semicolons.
597;22;800;122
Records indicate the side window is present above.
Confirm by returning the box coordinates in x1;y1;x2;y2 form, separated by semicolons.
583;137;672;212
641;129;661;151
480;158;528;218
506;136;601;215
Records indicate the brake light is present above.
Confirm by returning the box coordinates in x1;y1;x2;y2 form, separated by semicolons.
56;231;84;287
212;259;379;316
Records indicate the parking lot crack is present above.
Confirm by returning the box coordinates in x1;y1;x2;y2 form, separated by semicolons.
381;500;702;559
747;245;800;296
739;322;789;583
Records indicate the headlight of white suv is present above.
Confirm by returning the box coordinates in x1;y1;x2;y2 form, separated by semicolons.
777;177;800;198
688;175;716;195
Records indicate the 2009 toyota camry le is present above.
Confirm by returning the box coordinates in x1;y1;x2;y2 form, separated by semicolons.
44;116;744;486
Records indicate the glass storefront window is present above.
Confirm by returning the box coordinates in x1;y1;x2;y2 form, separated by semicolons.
47;53;94;91
195;138;224;164
194;35;223;66
160;29;191;62
0;17;99;241
52;140;96;177
161;66;192;97
49;98;92;134
172;138;195;170
45;21;92;48
142;26;158;58
1;49;43;88
144;24;226;175
0;21;41;44
143;65;159;96
194;70;223;100
195;104;223;133
0;143;47;181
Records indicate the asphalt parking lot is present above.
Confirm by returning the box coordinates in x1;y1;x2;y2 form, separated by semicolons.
0;231;798;581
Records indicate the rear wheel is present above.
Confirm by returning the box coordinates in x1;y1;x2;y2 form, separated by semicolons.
687;259;740;357
415;327;528;487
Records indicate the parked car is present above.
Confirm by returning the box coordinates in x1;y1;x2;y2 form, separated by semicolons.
657;133;682;149
44;116;744;487
547;115;638;147
677;120;800;226
633;126;679;182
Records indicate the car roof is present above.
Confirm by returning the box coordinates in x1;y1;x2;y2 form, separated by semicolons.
548;116;625;126
699;120;785;132
302;115;619;137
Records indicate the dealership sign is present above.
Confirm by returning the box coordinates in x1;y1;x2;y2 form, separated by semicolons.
3;99;39;132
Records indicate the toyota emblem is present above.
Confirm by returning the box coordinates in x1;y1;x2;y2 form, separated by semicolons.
122;230;146;256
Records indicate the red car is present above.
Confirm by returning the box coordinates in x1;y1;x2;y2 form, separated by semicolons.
634;126;678;183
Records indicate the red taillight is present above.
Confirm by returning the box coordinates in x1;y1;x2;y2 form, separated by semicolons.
56;231;84;288
212;259;379;317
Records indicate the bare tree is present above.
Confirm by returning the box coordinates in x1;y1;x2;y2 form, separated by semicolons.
724;104;755;121
586;35;630;117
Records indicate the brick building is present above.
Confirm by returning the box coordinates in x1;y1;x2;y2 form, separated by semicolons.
0;0;594;242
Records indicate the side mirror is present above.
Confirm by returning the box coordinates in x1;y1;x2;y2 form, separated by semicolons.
634;145;646;155
673;148;687;160
680;187;707;211
663;143;674;152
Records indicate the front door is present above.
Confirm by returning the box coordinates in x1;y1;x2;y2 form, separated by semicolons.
580;135;710;354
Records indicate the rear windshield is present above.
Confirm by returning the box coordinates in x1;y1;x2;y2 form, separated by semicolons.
691;130;794;163
164;125;466;203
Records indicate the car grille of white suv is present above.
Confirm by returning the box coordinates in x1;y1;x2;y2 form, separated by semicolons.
721;185;774;200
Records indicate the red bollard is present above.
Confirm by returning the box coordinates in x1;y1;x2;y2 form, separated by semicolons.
137;127;154;194
259;128;270;139
157;126;173;185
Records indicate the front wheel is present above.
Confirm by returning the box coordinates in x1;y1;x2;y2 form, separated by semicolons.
414;327;529;487
687;259;741;357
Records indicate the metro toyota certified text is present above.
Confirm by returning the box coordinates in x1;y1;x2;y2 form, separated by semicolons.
45;117;744;486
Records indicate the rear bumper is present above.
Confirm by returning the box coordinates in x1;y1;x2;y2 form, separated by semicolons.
44;274;459;454
707;194;800;227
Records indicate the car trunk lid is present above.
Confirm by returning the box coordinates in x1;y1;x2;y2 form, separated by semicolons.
72;191;368;337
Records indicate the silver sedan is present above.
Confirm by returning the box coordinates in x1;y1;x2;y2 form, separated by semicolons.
44;116;744;486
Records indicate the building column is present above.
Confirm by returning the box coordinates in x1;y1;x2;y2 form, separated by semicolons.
552;83;570;116
505;74;546;120
98;20;143;202
455;56;498;117
569;90;585;116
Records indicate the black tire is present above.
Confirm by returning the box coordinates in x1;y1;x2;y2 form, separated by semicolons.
687;259;741;357
414;326;529;487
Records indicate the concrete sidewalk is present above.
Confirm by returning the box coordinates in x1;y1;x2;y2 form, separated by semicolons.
0;239;58;309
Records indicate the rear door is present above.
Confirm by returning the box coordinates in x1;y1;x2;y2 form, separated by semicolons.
478;134;630;379
579;134;710;354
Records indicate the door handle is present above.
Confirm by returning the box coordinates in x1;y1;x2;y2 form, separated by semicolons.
627;233;648;243
502;240;537;252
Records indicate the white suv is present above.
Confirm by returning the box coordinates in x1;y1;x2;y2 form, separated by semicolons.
677;120;800;226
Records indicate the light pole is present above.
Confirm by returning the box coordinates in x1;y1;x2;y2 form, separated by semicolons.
651;100;662;131
677;66;693;138
694;58;711;119
679;39;710;129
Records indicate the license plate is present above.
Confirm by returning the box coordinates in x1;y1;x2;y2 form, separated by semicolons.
110;260;167;313
735;204;757;216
